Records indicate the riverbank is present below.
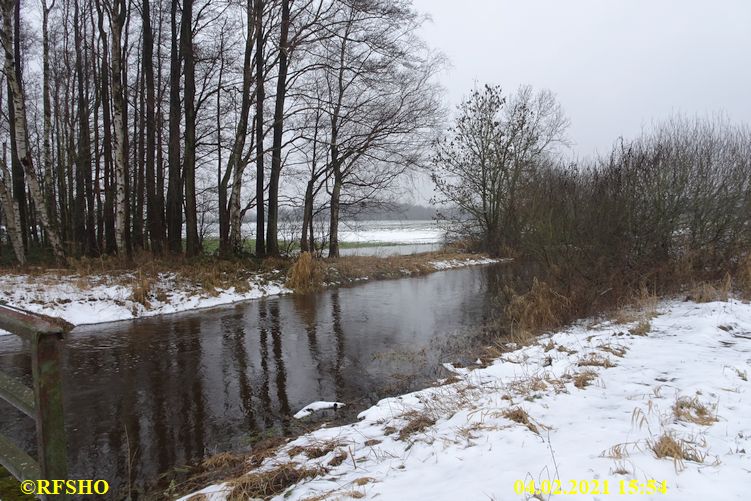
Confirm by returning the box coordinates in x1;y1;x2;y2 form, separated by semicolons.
180;297;750;501
0;251;500;327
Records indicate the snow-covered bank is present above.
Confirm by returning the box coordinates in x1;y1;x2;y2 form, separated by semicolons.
0;272;291;327
182;299;751;501
0;255;501;328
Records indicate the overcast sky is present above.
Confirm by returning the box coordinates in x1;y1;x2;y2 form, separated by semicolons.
411;0;751;159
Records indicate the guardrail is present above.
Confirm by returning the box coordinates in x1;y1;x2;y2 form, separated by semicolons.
0;304;67;483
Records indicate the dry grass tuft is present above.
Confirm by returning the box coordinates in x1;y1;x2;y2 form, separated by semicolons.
328;451;348;467
398;412;436;441
601;442;633;460
342;491;365;499
288;441;340;459
577;353;616;368
201;452;245;471
130;273;153;308
506;278;571;334
734;254;751;298
649;433;705;465
248;437;289;468
688;276;731;303
672;397;717;426
228;463;324;500
629;320;651;336
508;375;548;396
502;407;539;434
599;343;627;358
363;439;382;447
286;252;324;292
573;370;598;389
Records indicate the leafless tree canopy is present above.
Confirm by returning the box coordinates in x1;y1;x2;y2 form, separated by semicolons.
0;0;443;263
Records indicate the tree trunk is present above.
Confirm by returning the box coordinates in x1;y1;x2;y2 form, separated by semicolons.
254;0;265;257
181;0;200;257
224;0;255;255
95;0;116;254
1;0;66;263
301;180;314;252
266;0;290;256
8;0;26;252
0;153;24;263
328;172;342;258
133;58;145;250
166;0;183;254
41;0;56;251
109;0;129;256
142;0;162;254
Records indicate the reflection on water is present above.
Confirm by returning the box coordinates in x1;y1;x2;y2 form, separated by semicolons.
0;264;511;497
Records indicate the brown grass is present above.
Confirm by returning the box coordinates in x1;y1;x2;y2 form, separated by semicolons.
286;252;325;292
328;451;348;467
629;320;651;336
130;273;153;308
573;370;598;389
506;278;571;335
672;397;717;426
201;452;246;471
398;412;436;441
577;353;616;368
649;433;705;464
288;441;340;460
687;275;732;303
598;344;627;358
501;407;539;434
734;254;751;297
228;464;324;500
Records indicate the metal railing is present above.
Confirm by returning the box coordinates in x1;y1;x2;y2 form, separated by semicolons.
0;304;67;482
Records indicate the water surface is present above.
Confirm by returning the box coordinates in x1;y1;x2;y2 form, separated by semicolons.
0;264;508;498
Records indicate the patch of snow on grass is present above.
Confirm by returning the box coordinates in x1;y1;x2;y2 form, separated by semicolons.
430;257;506;270
0;273;290;326
185;299;751;500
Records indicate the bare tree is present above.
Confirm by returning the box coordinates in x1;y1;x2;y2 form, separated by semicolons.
432;84;568;254
0;0;66;262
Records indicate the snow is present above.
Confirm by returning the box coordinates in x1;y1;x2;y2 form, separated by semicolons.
430;257;507;269
0;272;290;327
181;299;751;501
337;220;443;244
293;401;346;420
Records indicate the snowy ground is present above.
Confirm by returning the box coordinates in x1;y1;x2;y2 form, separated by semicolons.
0;272;290;327
337;220;443;244
234;220;445;246
181;299;751;501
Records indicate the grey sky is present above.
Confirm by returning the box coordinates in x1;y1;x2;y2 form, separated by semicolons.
411;0;751;158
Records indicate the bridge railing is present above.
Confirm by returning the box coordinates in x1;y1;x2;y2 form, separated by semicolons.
0;304;67;482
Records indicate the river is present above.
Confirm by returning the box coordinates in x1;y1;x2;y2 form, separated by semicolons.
0;263;510;498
